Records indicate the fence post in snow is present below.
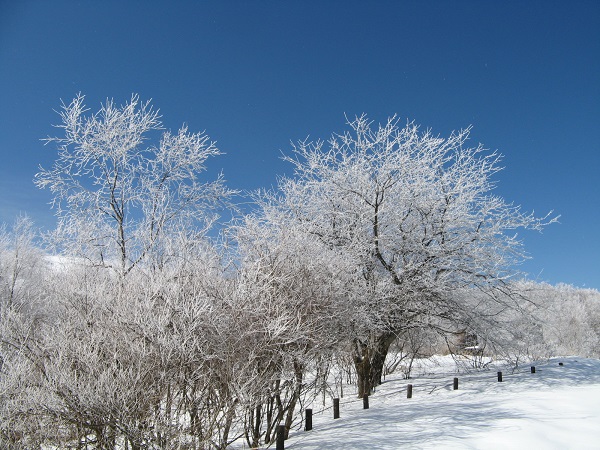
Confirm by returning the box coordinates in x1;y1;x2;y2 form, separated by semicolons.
453;377;459;390
305;408;312;431
407;384;413;398
276;425;285;450
363;394;369;409
531;366;536;374
497;371;503;382
333;398;340;419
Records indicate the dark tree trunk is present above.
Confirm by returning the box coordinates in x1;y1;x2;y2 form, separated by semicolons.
354;332;396;397
370;332;397;387
250;404;261;448
93;425;116;450
216;399;237;449
353;340;371;398
284;360;303;439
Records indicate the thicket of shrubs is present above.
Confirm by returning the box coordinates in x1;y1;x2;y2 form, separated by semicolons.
2;223;598;448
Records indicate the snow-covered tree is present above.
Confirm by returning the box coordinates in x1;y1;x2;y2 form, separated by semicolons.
527;282;600;358
258;115;556;396
0;217;50;447
1;94;244;448
0;215;45;312
36;94;234;277
232;214;352;444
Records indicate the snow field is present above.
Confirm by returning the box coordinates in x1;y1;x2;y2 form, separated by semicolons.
283;357;600;449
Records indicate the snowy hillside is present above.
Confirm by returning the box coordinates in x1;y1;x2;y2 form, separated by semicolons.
282;357;600;449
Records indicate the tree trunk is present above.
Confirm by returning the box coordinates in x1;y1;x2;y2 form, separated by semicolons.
251;404;261;448
220;402;237;450
354;332;396;397
370;332;397;387
353;340;371;398
93;425;116;450
284;360;303;439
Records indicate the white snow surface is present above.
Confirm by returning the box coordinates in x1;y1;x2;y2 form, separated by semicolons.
281;357;600;449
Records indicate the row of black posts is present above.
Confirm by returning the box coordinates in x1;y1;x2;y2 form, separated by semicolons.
276;363;563;449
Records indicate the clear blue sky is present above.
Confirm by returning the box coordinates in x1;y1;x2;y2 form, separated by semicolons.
1;1;598;288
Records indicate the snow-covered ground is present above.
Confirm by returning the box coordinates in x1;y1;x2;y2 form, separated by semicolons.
283;357;600;449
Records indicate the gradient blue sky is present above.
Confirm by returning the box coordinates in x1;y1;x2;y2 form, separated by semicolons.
1;1;598;288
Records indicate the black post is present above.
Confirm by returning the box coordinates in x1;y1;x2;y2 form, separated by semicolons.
305;408;312;431
531;366;536;374
333;398;340;419
407;384;413;399
363;394;369;409
453;377;459;390
497;371;503;382
276;425;285;450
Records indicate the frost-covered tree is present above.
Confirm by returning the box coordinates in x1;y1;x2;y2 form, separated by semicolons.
0;215;45;312
36;94;234;277
259;115;556;396
1;94;244;448
0;217;51;447
524;282;600;358
1;231;248;449
233;214;354;444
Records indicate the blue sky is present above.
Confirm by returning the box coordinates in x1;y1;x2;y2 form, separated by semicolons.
1;1;598;288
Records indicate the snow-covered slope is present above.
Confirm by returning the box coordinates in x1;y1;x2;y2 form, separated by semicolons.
284;357;600;449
